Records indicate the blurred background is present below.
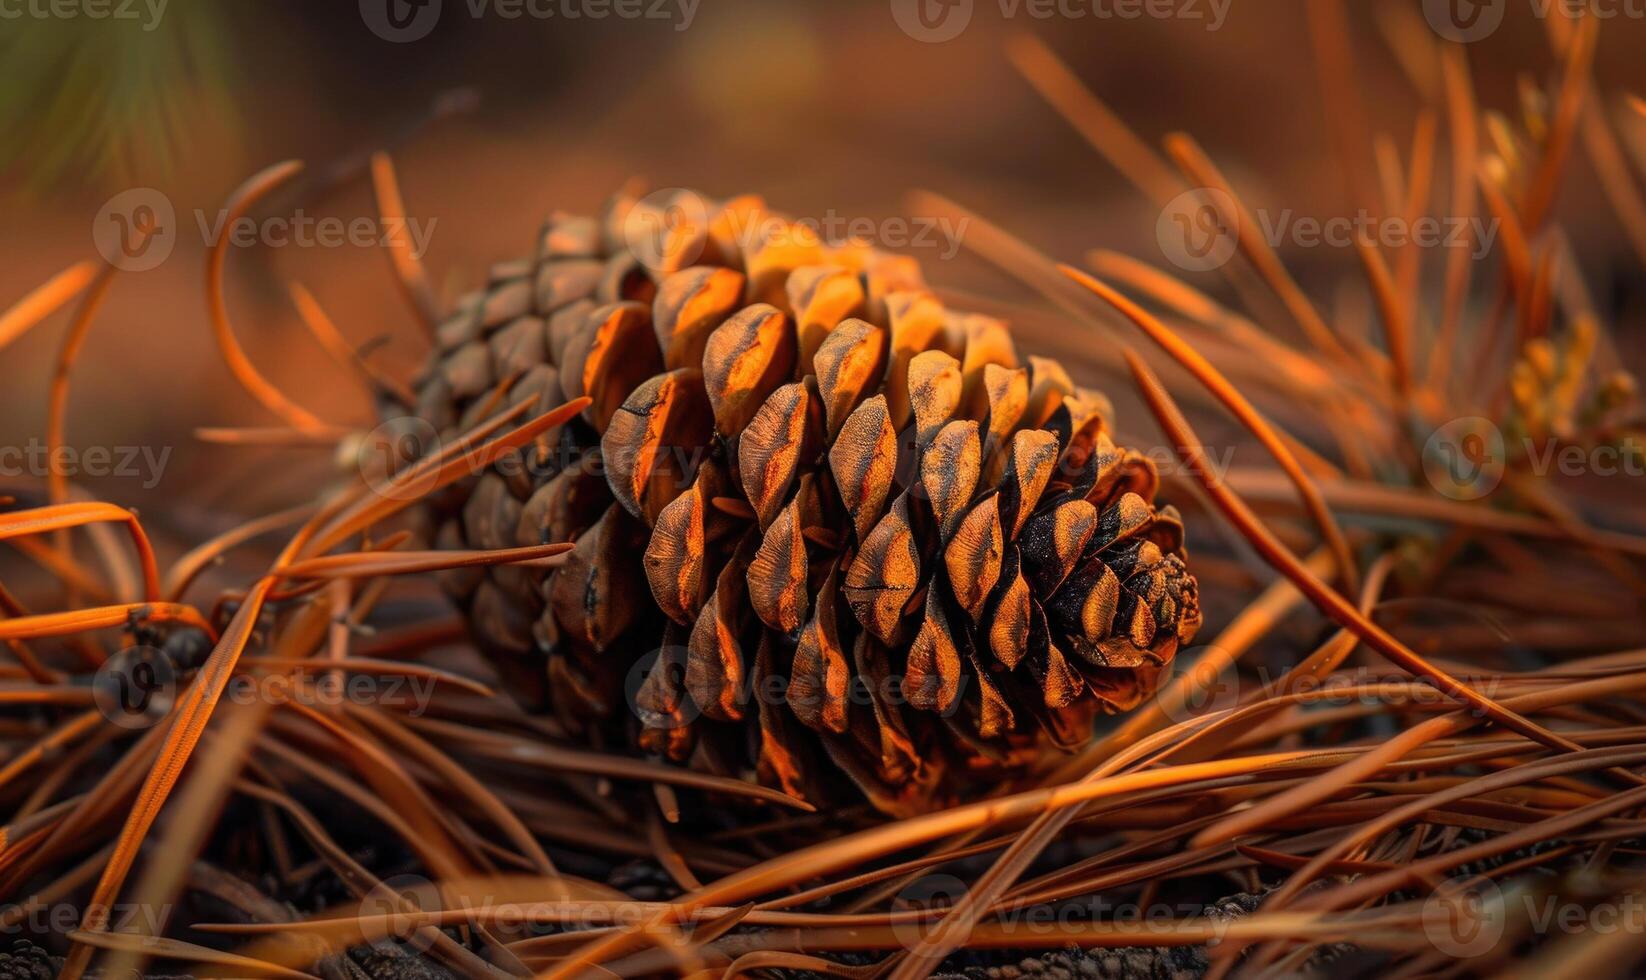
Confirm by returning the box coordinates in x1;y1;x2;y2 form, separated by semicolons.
1;0;1643;600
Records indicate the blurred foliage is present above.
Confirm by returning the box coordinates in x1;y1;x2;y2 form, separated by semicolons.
0;3;239;194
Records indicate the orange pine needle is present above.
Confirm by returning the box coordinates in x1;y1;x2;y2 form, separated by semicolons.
0;602;211;643
1120;348;1591;760
370;152;440;335
0;502;161;602
0;260;98;353
205;160;332;434
46;265;117;516
1162;133;1363;373
1061;265;1361;595
289;281;417;408
277;543;572;581
61;578;273;979
1004;34;1183;208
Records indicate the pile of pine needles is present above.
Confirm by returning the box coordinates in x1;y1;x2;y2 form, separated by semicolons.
3;5;1646;978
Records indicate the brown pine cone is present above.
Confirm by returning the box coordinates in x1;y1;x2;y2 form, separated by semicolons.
395;189;1201;814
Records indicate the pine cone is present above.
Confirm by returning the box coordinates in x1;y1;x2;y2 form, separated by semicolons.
396;189;1201;813
0;942;57;980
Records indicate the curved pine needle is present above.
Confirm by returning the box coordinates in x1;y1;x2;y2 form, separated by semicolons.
193;426;351;446
348;706;555;875
402;716;815;813
371;152;440;335
307;397;588;557
1062;265;1360;595
1003;34;1183;207
1353;239;1412;404
289;281;418;407
65;930;317;980
538;749;1335;978
205;160;331;434
1081;250;1338;405
1120;348;1591;759
0;502;160;601
163;503;315;601
61;578;274;980
1427;45;1480;393
0;260;98;352
6;534;116;606
236;658;496;699
277;542;572;581
46;264;117;515
1161;133;1364;373
0;601;210;643
1223;467;1646;557
0;709;102;790
1520;12;1598;231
